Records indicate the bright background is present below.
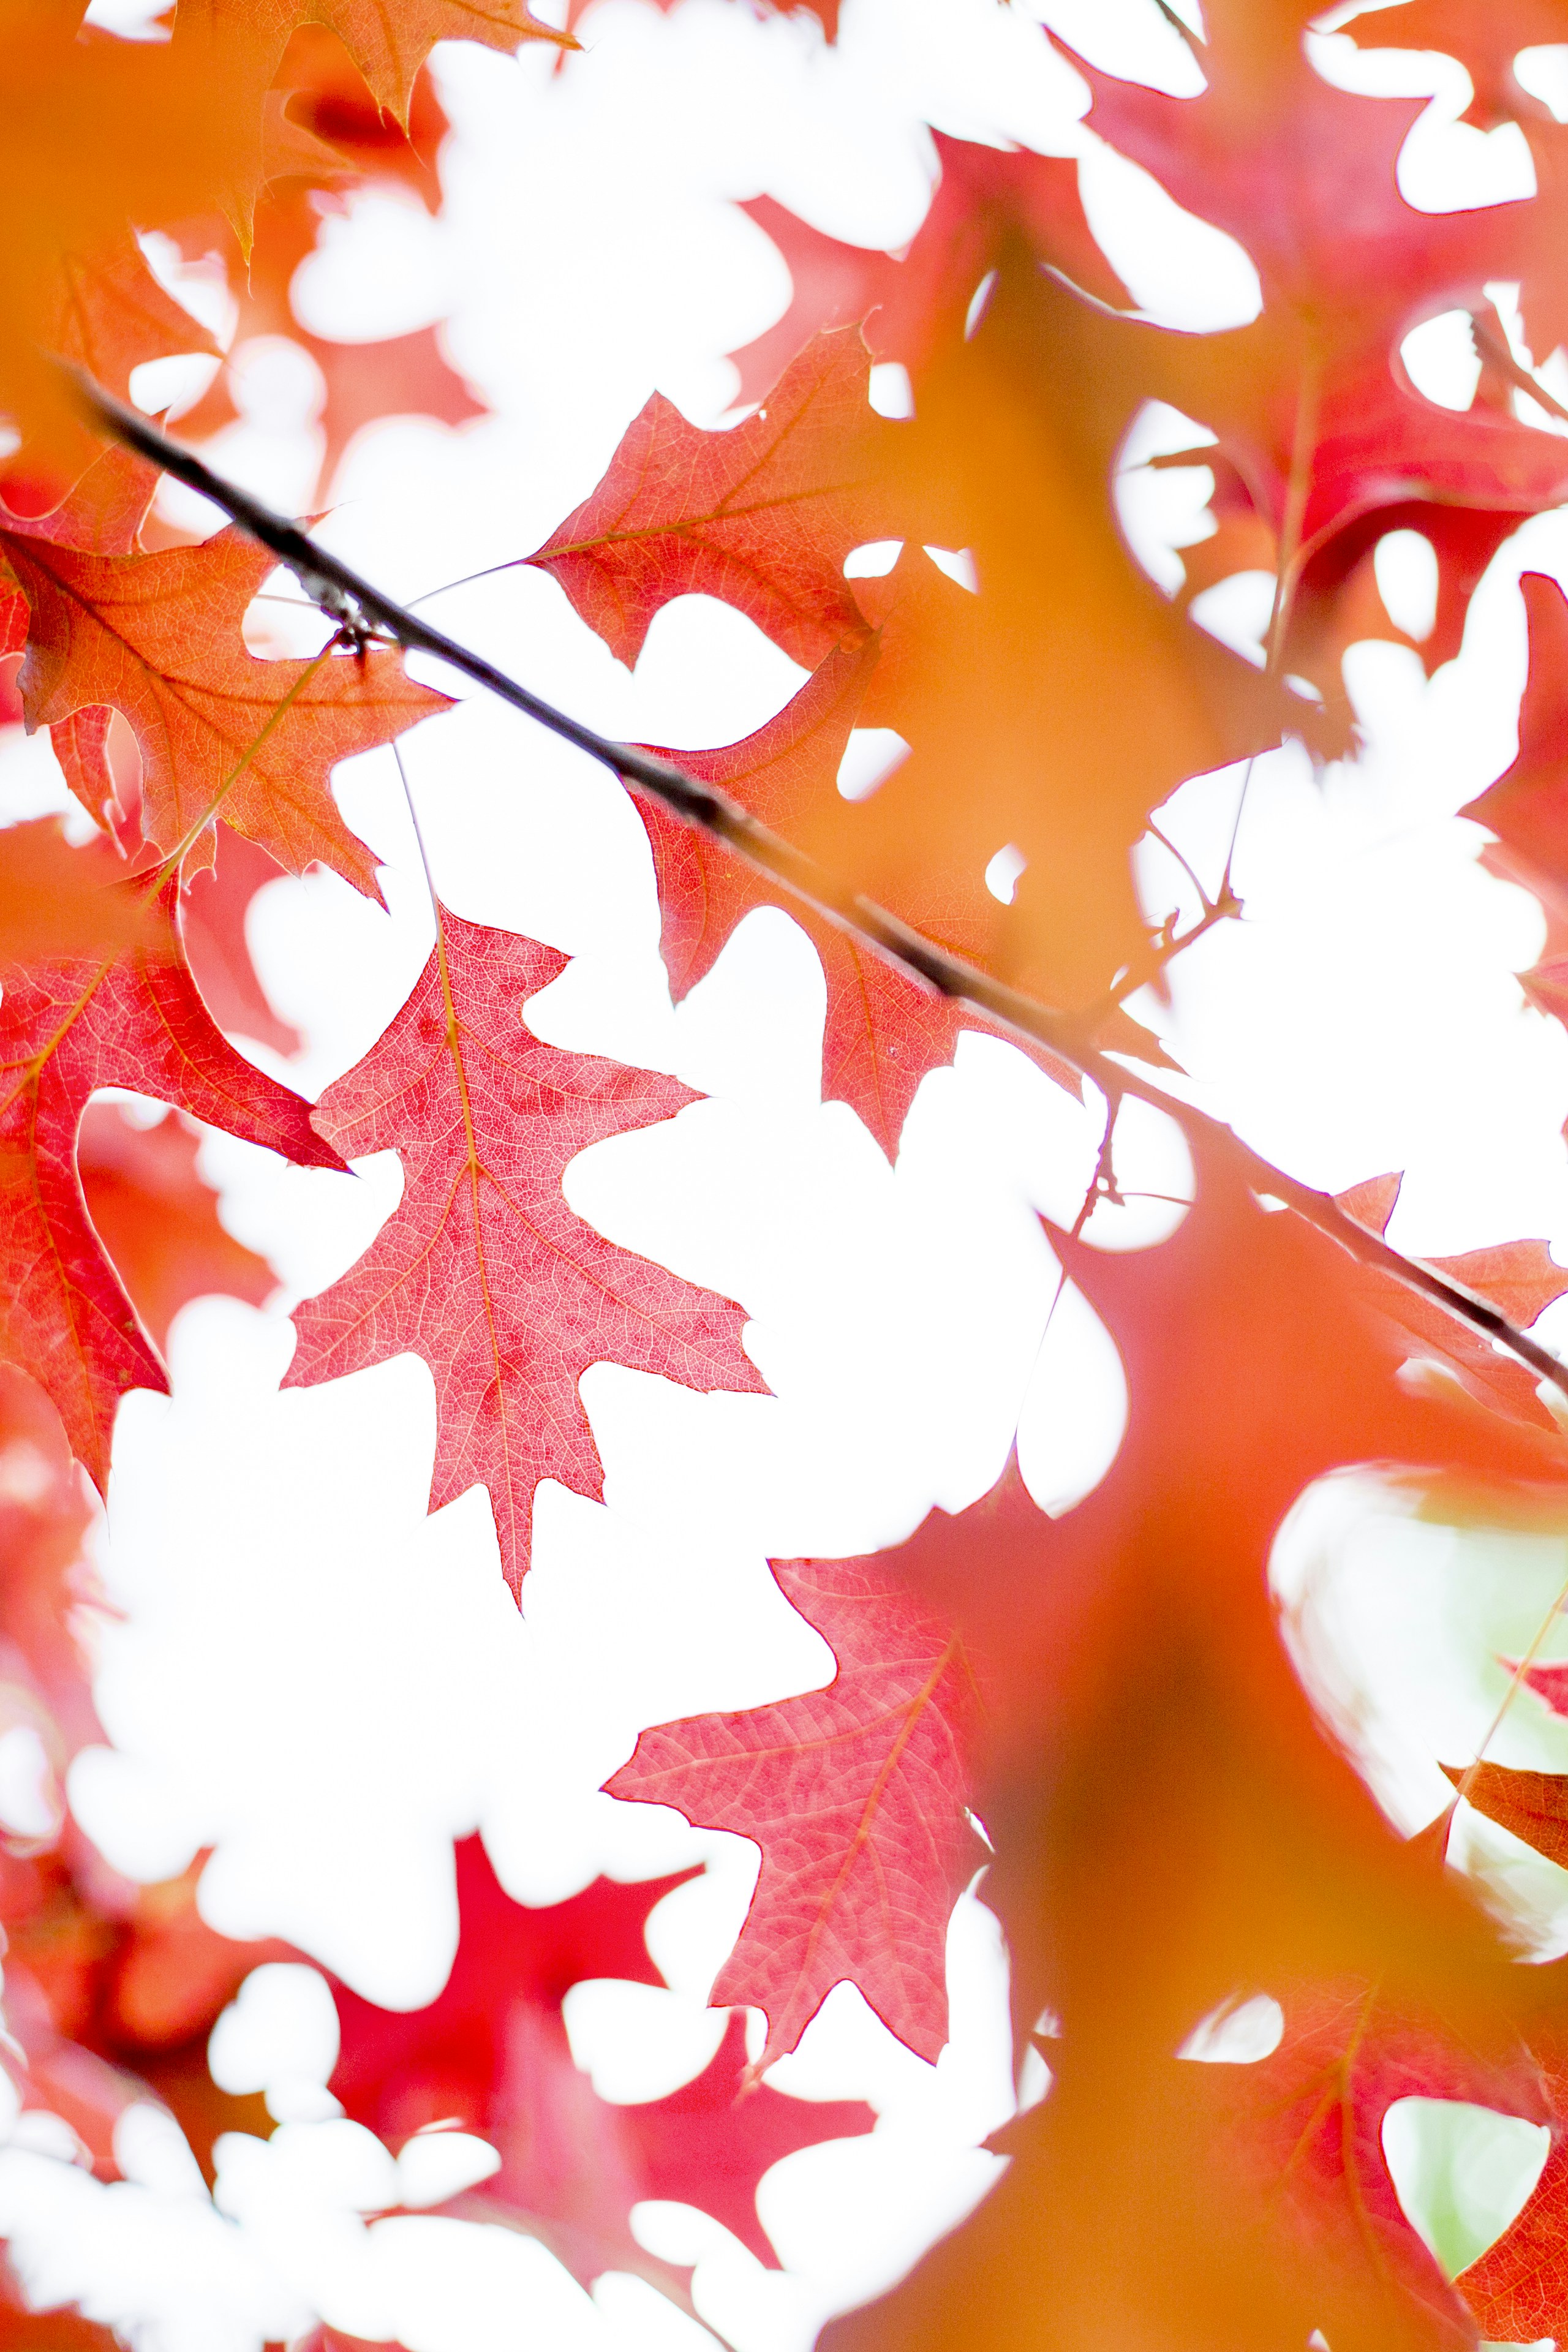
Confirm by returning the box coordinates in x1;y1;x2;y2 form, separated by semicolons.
5;0;1568;2343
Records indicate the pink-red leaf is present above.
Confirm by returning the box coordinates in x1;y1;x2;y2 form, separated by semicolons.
330;1839;872;2282
731;134;1132;404
180;824;302;1058
1453;2018;1568;2343
609;1549;986;2067
1219;1977;1551;2352
527;330;899;670
1466;573;1568;895
76;1101;275;1351
0;869;338;1490
287;908;764;1592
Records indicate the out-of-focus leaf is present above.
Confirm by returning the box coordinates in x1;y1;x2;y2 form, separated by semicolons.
331;1839;873;2281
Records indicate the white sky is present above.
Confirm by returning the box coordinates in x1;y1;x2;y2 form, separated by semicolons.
7;0;1568;2341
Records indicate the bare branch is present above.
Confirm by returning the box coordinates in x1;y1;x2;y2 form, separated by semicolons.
70;372;1568;1410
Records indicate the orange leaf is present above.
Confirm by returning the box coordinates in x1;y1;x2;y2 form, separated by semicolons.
76;1102;275;1352
2;525;449;891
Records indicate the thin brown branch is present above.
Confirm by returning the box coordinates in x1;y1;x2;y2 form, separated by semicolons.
1074;879;1243;1039
70;372;1568;1409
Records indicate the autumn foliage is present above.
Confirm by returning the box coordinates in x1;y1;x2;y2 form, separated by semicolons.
15;2;1568;2349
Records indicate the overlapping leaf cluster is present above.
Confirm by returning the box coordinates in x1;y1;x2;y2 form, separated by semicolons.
13;1;1568;2348
0;3;883;2340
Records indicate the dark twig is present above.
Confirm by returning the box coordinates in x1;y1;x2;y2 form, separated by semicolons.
71;372;1568;1407
1072;878;1243;1039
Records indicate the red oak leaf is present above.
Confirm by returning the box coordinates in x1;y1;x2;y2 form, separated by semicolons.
740;96;1566;710
821;1141;1568;2352
1522;954;1568;1036
0;1365;100;1754
1383;1815;1568;2340
331;1839;872;2281
176;196;491;505
1019;8;1568;733
558;281;1281;1003
1453;2019;1568;2342
181;824;303;1058
609;1548;987;2068
332;1845;691;2122
1433;1240;1568;1333
1507;1657;1568;1717
0;2267;118;2352
913;1972;1545;2352
273;27;450;200
0;820;154;970
731;132;1133;405
527;329;900;670
75;1102;275;1351
169;0;570;233
1346;2;1568;360
175;56;486;508
1205;1977;1552;2352
0;7;256;454
785;433;1268;1003
616;2008;873;2260
70;733;303;1060
0;869;340;1489
287;908;764;1592
635;639;1033;1158
1336;1171;1568;1431
1348;0;1567;129
1439;1760;1568;1867
470;2010;873;2280
48;707;118;836
1;524;450;892
1286;499;1524;703
180;314;484;511
0;442;161;565
0;448;165;839
308;326;487;494
1465;573;1568;896
179;327;488;518
177;0;571;134
36;239;215;420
